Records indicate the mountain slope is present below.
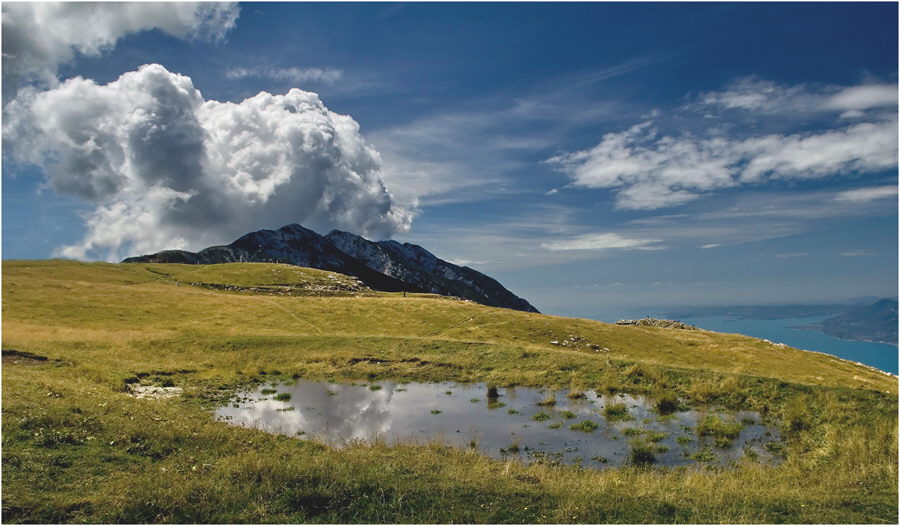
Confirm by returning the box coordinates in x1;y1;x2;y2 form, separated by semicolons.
2;260;897;524
123;224;537;312
123;224;419;293
818;298;898;345
325;229;539;313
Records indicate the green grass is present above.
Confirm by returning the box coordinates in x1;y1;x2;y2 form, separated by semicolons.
601;402;632;422
274;393;292;402
628;442;657;466
690;447;718;463
622;427;642;437
2;260;897;523
697;414;744;448
536;394;557;407
570;420;599;433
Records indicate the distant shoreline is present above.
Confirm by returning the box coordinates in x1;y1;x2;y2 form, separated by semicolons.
789;324;898;348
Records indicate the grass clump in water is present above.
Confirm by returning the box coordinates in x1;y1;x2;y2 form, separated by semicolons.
274;392;291;402
622;427;642;437
570;420;599;433
628;441;656;465
531;412;551;421
501;441;521;454
645;430;668;443
536;394;557;407
697;414;743;448
260;388;277;395
487;401;507;410
547;422;562;429
654;392;680;415
690;446;718;463
602;402;632;422
560;410;577;419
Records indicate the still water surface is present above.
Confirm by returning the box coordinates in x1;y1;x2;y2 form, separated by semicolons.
216;380;781;469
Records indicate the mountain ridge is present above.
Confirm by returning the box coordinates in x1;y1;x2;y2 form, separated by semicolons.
123;224;538;313
325;229;538;313
814;298;898;345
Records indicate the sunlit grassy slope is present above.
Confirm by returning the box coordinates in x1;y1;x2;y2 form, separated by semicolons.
3;260;897;523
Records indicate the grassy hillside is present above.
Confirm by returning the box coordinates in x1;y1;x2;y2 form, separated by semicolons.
3;260;897;523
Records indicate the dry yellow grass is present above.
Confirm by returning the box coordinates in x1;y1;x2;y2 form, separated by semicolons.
2;259;897;523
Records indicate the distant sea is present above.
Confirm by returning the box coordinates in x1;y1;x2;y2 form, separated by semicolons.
675;315;898;375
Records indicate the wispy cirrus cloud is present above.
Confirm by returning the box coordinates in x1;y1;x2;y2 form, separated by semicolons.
690;76;897;114
541;233;664;252
548;78;898;211
834;185;898;203
369;56;667;208
225;65;343;85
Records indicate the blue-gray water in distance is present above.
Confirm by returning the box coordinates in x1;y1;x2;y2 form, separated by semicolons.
672;315;898;375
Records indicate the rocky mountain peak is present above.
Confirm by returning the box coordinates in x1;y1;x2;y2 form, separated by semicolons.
125;224;539;313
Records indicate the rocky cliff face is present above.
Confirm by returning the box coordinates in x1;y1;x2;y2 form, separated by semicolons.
123;224;538;312
325;230;539;313
123;224;414;292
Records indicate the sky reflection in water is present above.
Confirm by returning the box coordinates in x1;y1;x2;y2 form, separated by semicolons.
216;380;781;468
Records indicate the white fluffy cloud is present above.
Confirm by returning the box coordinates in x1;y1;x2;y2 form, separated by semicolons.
2;2;238;97
549;79;898;210
4;64;412;261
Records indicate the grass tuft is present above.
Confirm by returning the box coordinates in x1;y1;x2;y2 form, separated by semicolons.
602;402;632;422
570;420;599;433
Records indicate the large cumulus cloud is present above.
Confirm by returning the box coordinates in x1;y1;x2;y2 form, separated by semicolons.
2;2;239;98
3;64;412;260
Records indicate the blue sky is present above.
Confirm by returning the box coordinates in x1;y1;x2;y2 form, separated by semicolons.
2;2;897;320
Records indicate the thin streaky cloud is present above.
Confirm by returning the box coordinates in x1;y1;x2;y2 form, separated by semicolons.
541;233;664;252
834;185;898;203
225;66;343;85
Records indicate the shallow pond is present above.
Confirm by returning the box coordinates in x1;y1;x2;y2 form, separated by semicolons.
215;380;782;468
